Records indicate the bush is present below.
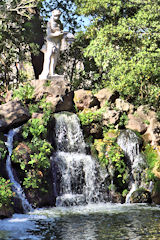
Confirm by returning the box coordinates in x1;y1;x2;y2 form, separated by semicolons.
0;178;14;208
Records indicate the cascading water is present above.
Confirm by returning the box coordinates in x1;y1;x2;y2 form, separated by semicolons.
5;128;32;213
52;112;107;206
117;130;146;203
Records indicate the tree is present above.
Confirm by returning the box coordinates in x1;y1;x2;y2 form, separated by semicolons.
75;0;160;107
0;0;39;91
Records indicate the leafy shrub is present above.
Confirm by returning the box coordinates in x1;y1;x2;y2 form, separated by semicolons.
118;113;128;128
13;82;34;103
0;140;7;161
78;108;104;126
11;96;53;190
94;130;127;183
143;144;158;180
0;178;14;208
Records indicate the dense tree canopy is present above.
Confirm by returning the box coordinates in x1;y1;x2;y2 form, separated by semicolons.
1;0;160;108
0;0;79;90
74;0;160;107
0;0;40;91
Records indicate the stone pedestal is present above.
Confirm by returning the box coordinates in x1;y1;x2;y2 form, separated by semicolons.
31;75;74;112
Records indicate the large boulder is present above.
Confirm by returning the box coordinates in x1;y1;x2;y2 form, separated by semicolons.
95;88;119;107
143;119;160;146
126;114;147;134
103;109;121;126
0;206;14;219
0;100;30;131
74;89;100;111
115;99;134;113
31;76;74;112
134;106;160;145
130;188;152;203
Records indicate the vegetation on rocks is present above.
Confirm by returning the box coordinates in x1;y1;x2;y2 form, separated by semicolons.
74;0;160;109
93;129;129;197
0;178;14;208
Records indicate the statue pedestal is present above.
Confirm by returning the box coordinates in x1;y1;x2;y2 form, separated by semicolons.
31;75;73;112
47;75;65;81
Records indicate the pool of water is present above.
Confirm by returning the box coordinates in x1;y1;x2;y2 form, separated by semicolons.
1;203;160;240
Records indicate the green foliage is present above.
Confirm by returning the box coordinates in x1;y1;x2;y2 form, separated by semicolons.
74;0;160;108
118;113;128;128
0;0;39;91
78;108;104;126
0;178;14;208
22;119;47;139
122;189;128;198
94;130;127;185
0;140;7;161
143;144;158;180
13;82;34;103
11;96;53;190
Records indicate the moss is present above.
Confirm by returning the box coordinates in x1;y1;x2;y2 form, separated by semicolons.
143;144;159;180
130;188;152;203
93;128;129;196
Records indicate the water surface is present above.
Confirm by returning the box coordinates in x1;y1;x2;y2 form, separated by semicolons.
1;203;160;240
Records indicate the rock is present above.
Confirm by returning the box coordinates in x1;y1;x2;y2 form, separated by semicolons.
130;188;152;203
0;134;8;178
143;119;160;145
0;100;30;131
31;76;74;112
152;181;160;204
136;105;156;121
126;114;147;134
130;105;160;145
5;90;13;103
89;123;103;138
103;109;120;125
95;88;119;107
32;112;44;119
74;89;100;111
0;96;5;104
115;98;134;113
0;206;14;219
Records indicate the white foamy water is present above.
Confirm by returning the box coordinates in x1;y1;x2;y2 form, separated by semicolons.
5;128;32;213
52;113;107;206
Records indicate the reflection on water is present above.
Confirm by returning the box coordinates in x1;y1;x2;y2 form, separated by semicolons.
1;204;160;240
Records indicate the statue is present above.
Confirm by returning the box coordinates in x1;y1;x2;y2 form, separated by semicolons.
39;10;64;80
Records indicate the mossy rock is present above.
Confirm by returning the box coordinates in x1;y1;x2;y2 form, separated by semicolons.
130;188;152;203
0;206;14;219
152;181;160;204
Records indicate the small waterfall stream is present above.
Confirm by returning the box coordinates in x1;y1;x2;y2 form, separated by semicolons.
52;112;106;206
5;128;32;213
117;130;146;203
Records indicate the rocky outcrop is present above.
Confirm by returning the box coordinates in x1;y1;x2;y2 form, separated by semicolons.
115;99;134;113
74;89;160;147
143;119;160;146
95;88;119;107
103;109;121;126
74;89;100;111
0;100;30;131
126;114;147;134
31;76;74;112
0;206;14;219
130;188;152;203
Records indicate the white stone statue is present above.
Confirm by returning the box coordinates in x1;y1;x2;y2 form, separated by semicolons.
39;10;64;80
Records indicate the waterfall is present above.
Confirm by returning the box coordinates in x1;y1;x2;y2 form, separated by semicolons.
5;128;32;213
52;112;106;206
117;130;146;203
